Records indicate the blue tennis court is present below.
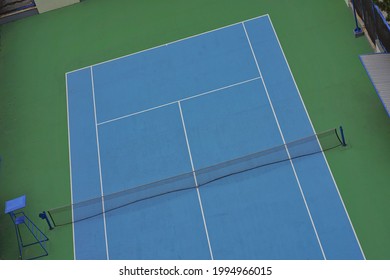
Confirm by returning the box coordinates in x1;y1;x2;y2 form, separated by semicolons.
65;15;364;260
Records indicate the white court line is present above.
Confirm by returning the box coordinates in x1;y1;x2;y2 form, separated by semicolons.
242;22;327;259
65;74;77;260
65;14;270;75
266;17;366;259
90;66;110;260
97;76;261;126
178;101;214;260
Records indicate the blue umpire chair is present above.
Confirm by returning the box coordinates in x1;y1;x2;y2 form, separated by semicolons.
4;195;49;259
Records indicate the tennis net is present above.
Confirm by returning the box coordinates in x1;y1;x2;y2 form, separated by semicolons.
41;127;345;228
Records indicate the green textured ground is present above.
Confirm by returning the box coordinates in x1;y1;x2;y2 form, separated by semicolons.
0;0;389;260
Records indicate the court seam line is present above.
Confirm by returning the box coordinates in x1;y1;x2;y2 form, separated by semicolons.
65;14;270;75
178;101;214;260
267;17;366;259
65;73;77;260
97;76;261;126
90;66;110;260
242;22;327;260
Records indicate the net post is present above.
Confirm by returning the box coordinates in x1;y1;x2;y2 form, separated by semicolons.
339;126;347;147
39;211;54;230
